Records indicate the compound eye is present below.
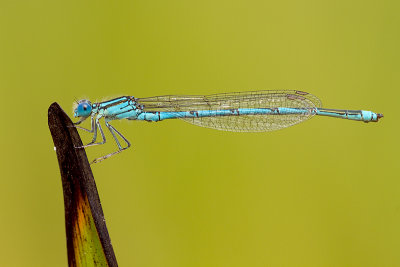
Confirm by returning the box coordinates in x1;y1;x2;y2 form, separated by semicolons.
75;100;92;117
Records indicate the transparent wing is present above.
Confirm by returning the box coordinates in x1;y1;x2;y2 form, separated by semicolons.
137;90;322;132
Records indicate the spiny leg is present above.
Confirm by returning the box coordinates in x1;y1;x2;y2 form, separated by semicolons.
73;116;95;133
77;117;107;149
91;121;131;164
107;122;131;149
72;116;101;147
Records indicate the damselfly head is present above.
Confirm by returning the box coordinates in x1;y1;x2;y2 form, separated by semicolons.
74;99;92;118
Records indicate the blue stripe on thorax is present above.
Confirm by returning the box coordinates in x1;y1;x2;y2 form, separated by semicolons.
97;97;131;109
95;97;140;120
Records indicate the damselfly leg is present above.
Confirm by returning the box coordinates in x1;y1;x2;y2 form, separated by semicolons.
73;116;95;133
74;116;106;149
90;121;131;164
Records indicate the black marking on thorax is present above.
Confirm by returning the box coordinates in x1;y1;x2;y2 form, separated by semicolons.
101;96;131;110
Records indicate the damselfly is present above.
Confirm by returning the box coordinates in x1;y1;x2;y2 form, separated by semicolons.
73;90;383;163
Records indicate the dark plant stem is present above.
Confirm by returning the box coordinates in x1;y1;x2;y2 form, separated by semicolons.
48;102;118;267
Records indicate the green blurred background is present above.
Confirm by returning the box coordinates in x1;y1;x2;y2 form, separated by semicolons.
1;0;399;266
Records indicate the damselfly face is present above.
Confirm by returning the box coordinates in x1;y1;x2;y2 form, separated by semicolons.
74;100;92;118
